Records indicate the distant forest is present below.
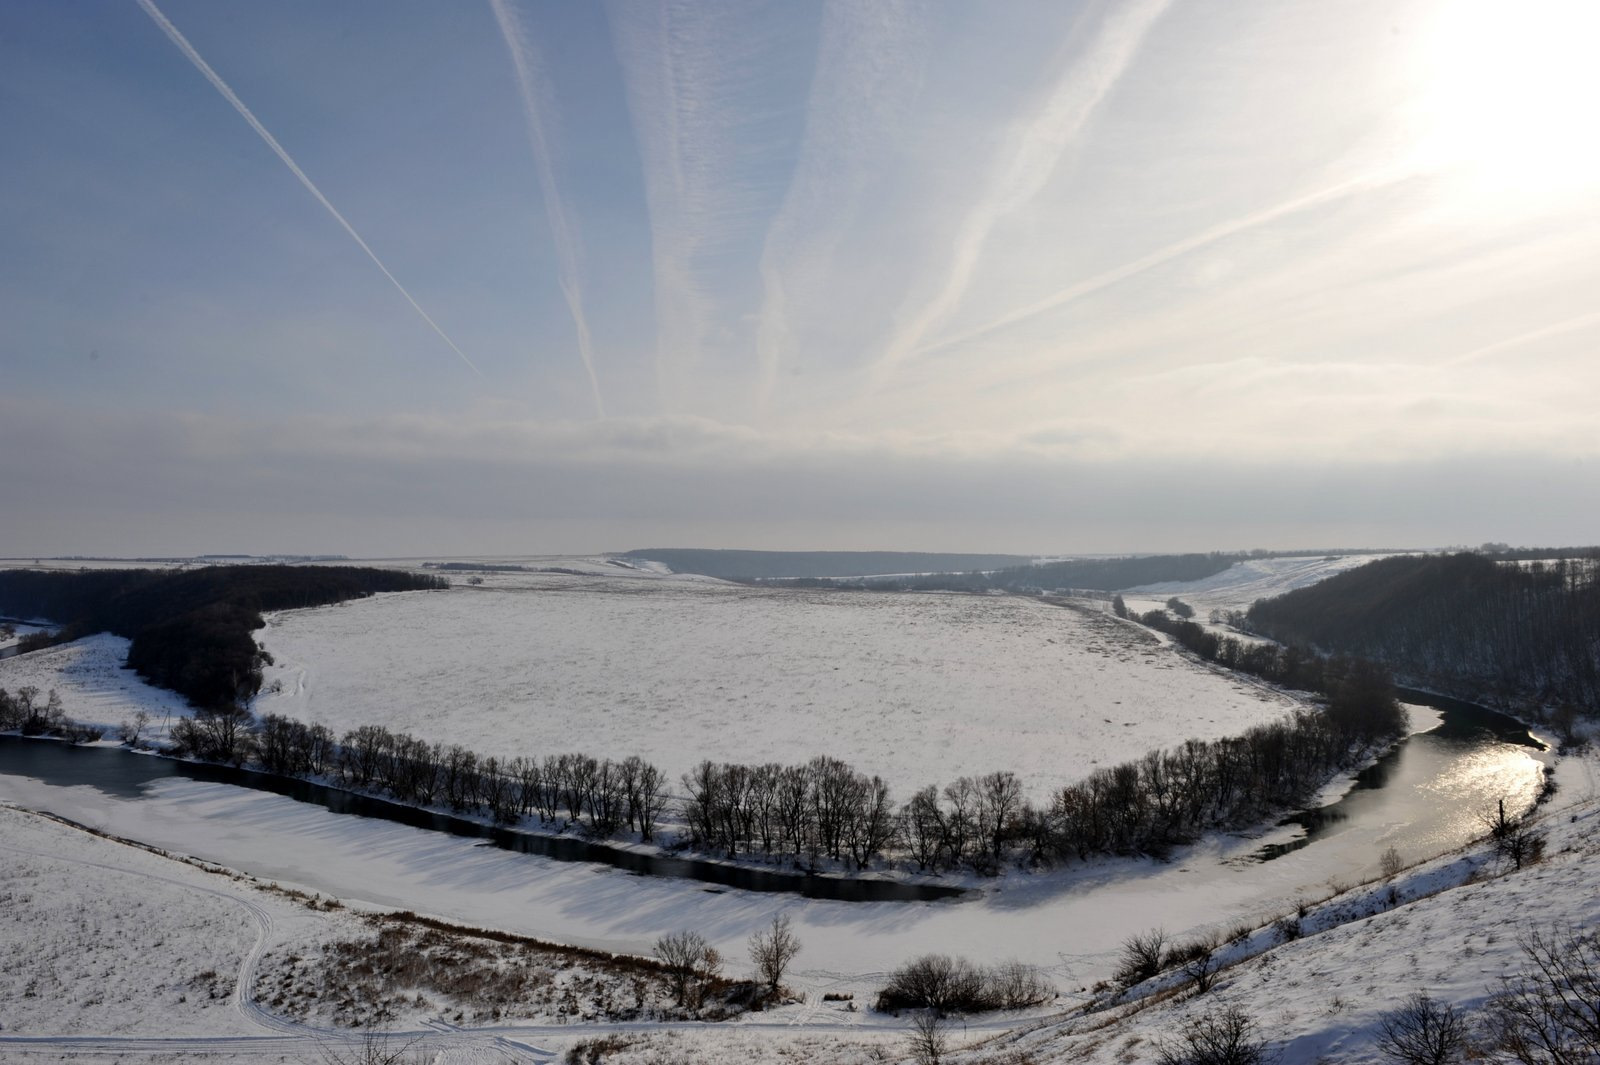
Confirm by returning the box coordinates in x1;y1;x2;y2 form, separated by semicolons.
620;549;1033;580
781;552;1244;593
0;566;443;711
1246;552;1600;723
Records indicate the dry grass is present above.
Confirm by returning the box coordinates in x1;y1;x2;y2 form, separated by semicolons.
255;910;744;1028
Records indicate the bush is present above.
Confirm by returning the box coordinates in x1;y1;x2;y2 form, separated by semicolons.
1116;928;1169;988
1178;937;1221;994
1155;1005;1276;1065
876;955;1051;1015
1375;992;1467;1065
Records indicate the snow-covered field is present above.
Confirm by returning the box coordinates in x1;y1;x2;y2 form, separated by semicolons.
253;573;1301;798
0;804;274;1039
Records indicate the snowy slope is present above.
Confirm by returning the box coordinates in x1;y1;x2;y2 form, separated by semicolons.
1123;553;1402;615
1006;760;1600;1065
0;632;192;739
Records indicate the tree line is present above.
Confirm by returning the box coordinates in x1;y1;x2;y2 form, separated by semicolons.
160;638;1402;876
180;714;675;841
1244;551;1600;729
0;566;446;711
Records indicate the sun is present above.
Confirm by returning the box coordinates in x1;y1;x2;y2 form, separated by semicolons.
1412;0;1600;205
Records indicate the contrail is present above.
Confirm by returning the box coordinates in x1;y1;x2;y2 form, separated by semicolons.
1445;310;1600;368
754;0;929;410
605;0;782;412
915;166;1409;361
870;0;1170;388
489;0;606;417
135;0;485;379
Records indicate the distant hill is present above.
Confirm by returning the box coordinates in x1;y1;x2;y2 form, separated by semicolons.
619;549;1035;580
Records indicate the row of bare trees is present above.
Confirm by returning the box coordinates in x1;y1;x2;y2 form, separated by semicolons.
895;662;1403;874
241;714;671;840
679;756;897;867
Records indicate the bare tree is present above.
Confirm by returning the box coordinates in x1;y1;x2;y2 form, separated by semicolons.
119;710;152;746
1380;845;1405;879
907;1009;949;1065
654;930;722;1010
748;913;802;996
1375;992;1467;1065
978;770;1023;872
1487;926;1600;1064
1480;798;1545;871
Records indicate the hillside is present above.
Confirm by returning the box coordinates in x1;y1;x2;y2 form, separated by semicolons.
1246;552;1600;726
0;566;444;711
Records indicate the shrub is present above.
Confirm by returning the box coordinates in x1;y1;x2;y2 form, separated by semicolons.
1375;992;1467;1065
1155;1005;1276;1065
1179;938;1221;995
878;955;986;1014
876;955;1051;1015
1116;928;1169;988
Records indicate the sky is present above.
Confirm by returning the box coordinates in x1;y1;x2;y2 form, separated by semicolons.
3;0;1597;557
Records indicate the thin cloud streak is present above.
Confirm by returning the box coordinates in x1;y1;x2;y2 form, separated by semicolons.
1445;310;1600;368
869;0;1170;388
916;166;1410;361
754;0;929;409
605;0;712;410
135;0;485;379
490;0;606;417
605;0;788;413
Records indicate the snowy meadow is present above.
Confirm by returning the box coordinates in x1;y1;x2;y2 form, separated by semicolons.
252;570;1301;799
